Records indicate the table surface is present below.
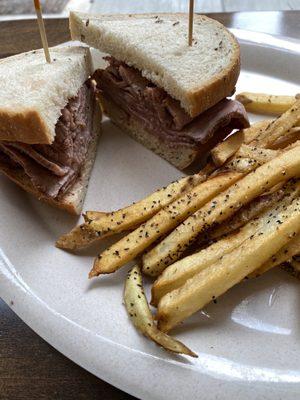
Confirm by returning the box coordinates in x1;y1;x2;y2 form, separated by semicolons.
0;10;299;400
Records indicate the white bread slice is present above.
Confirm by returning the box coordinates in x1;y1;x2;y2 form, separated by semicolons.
0;103;102;215
0;46;92;144
70;12;240;118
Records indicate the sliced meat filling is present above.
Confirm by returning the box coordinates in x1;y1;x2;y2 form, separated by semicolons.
94;57;249;148
0;83;94;199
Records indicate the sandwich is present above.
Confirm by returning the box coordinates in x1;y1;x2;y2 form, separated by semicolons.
0;46;101;214
70;12;249;170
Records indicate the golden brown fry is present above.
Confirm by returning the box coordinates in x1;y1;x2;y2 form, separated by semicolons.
254;99;300;148
124;265;197;357
243;120;273;144
56;224;100;250
211;130;245;166
151;222;258;304
236;92;298;115
85;167;213;237
271;127;300;149
90;172;242;277
151;182;300;303
157;197;300;332
142;146;300;274
206;185;287;241
251;233;300;277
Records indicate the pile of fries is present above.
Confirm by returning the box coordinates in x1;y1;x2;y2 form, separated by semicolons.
57;93;300;357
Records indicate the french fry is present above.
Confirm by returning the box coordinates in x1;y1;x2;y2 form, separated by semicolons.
206;185;287;241
243;120;273;144
151;221;260;304
234;144;278;162
151;182;300;303
271;127;300;149
236;92;298;115
254;99;300;148
57;166;213;250
225;145;279;173
85;165;214;237
211;130;245;166
56;224;100;250
124;265;197;357
142;146;300;274
157;197;300;332
90;172;242;277
251;233;300;277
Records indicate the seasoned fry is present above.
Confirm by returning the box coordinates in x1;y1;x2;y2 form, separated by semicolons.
85;167;213;237
151;183;300;303
206;185;287;241
142;146;300;274
271;127;300;149
124;265;197;357
56;224;101;250
151;222;259;304
90;172;242;277
211;130;245;166
252;233;300;277
243;120;273;144
225;146;278;173
234;144;278;162
236;92;298;115
157;197;300;332
57;167;213;250
254;99;300;148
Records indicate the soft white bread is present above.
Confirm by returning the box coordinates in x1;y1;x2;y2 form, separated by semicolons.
0;103;102;215
0;46;92;144
70;12;240;118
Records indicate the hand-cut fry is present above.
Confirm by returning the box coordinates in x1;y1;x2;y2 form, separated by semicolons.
206;184;287;241
124;265;197;357
151;222;258;304
225;145;279;173
142;146;300;274
271;127;300;149
211;130;245;166
254;99;300;148
83;211;106;222
243;120;273;144
251;233;300;277
56;224;101;250
57;167;213;250
85;166;213;237
90;172;242;277
235;144;278;163
151;183;300;303
157;197;300;332
236;92;298;115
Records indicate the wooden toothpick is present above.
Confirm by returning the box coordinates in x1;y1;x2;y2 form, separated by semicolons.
188;0;194;46
33;0;51;63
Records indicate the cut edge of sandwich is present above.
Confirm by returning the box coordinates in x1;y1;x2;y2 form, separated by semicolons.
0;104;102;215
0;46;92;144
69;12;240;118
100;94;200;170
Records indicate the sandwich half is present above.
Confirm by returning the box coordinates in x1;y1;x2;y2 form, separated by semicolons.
70;12;249;170
0;46;101;214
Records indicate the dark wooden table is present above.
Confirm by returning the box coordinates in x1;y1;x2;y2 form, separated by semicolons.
0;11;299;400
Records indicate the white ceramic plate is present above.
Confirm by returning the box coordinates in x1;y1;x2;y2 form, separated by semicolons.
1;30;300;400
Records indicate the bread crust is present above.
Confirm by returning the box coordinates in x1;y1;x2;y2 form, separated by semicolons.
0;109;53;144
70;12;240;117
0;103;102;214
